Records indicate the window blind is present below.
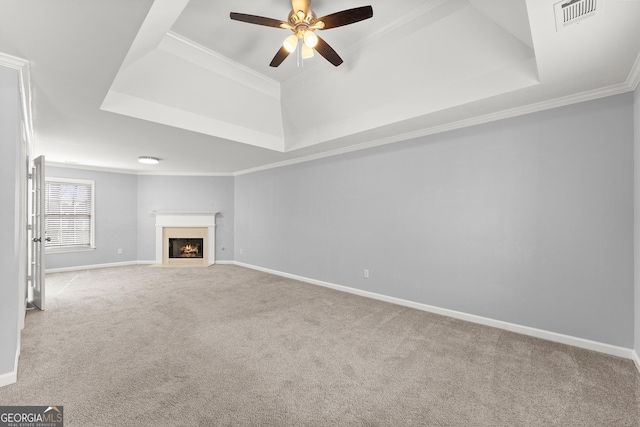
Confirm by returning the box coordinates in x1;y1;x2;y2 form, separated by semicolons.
44;179;94;249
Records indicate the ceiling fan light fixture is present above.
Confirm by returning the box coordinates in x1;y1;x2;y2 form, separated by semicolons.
283;34;298;53
230;2;373;68
303;30;318;48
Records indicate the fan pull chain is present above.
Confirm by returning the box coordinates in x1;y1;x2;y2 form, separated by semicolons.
297;37;303;67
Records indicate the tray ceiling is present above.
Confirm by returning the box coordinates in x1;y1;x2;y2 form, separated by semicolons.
0;0;639;174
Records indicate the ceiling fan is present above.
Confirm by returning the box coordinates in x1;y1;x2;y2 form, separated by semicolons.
230;0;373;67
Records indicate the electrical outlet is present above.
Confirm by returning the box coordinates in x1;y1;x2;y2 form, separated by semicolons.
364;269;369;278
117;248;123;254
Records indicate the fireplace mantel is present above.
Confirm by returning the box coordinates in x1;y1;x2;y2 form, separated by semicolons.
154;212;219;266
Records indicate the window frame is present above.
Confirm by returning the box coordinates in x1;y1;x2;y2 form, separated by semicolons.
44;177;96;253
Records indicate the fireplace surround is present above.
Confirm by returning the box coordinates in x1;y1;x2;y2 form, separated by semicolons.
154;212;218;266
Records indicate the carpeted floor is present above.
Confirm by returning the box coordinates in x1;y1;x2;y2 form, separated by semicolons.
0;264;638;426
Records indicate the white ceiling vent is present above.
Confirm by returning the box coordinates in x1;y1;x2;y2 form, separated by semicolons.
554;0;598;31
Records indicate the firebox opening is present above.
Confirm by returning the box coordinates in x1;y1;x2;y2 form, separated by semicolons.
168;238;204;259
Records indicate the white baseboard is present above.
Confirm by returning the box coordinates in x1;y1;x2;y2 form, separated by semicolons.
45;260;154;274
0;371;17;388
46;260;238;274
40;259;640;373
234;261;638;365
0;348;19;388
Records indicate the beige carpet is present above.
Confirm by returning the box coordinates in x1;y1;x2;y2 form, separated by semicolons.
0;264;638;426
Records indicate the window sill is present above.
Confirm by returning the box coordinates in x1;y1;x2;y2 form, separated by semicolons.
46;246;96;254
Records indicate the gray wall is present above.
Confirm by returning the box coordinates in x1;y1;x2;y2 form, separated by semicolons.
235;93;635;348
635;84;640;356
45;167;138;270
136;176;234;262
31;91;639;352
0;66;20;376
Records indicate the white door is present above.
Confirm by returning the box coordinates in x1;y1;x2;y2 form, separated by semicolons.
30;155;46;310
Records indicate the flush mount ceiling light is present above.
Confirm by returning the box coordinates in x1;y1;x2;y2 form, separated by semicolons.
138;156;160;165
230;0;373;67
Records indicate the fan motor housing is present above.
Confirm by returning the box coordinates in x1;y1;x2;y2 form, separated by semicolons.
288;9;316;26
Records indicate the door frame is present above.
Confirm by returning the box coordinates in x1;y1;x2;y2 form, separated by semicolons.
29;155;45;310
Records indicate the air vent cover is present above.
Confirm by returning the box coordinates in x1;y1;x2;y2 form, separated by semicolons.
554;0;597;31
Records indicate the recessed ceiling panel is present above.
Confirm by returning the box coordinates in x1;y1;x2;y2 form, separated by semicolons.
280;0;538;151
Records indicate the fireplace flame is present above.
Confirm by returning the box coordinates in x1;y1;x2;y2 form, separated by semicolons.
180;243;200;257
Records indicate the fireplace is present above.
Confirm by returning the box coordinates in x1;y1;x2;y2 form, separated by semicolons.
154;212;218;267
168;238;203;259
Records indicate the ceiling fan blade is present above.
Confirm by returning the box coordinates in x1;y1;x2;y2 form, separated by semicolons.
270;46;291;67
317;6;373;30
291;0;309;15
314;36;343;67
230;12;288;29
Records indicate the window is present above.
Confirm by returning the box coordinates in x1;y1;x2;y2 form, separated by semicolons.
44;178;95;251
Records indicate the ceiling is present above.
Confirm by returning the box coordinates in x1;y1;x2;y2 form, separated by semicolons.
0;0;639;175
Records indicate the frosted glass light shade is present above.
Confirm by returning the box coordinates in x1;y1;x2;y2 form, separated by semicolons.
301;44;314;59
283;34;298;53
304;31;318;48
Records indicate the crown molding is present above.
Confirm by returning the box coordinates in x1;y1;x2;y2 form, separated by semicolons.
164;31;280;99
52;79;635;179
235;81;634;176
0;52;28;70
46;161;234;177
136;171;234;177
46;162;139;175
0;52;34;147
628;51;640;90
